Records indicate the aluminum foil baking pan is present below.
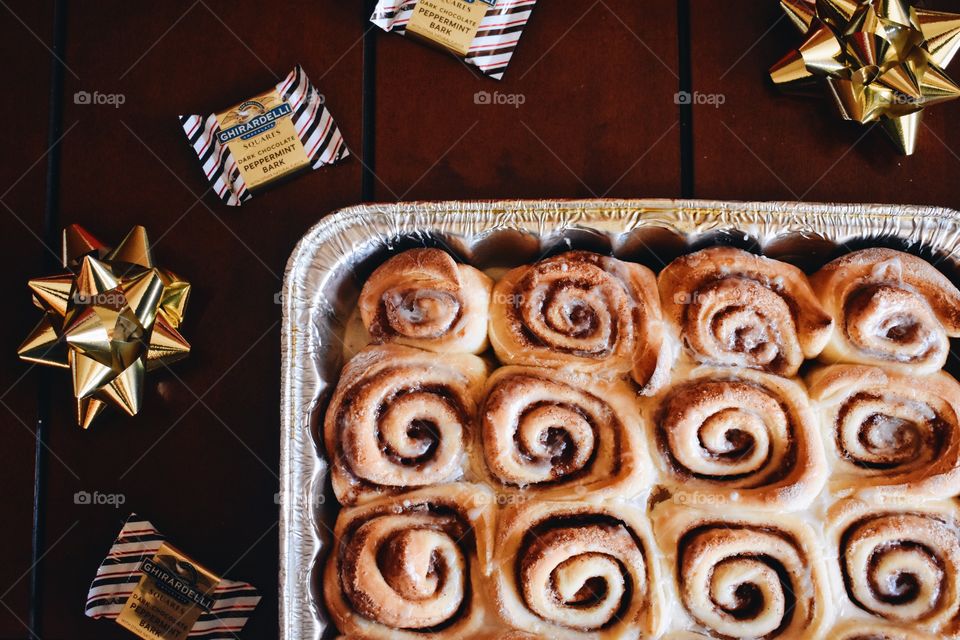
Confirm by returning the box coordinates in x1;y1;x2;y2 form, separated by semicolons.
279;198;960;639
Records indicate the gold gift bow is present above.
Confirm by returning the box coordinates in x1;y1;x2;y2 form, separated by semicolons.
18;225;191;428
770;0;960;154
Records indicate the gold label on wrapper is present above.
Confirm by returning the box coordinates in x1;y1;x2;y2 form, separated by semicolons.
406;0;494;57
116;543;220;640
215;89;310;192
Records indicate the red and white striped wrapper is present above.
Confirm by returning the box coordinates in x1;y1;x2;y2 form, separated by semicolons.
370;0;537;80
179;65;349;206
85;514;261;638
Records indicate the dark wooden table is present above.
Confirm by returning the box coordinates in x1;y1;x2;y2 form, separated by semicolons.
2;1;959;638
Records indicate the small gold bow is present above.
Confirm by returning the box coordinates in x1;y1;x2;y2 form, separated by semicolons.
770;0;960;154
18;225;191;428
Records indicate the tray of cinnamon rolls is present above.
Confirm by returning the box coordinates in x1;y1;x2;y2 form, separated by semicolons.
280;199;960;639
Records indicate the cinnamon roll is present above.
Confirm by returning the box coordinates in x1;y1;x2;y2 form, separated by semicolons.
324;484;495;639
324;344;487;505
493;500;664;639
359;248;493;354
828;498;960;636
652;503;832;639
480;366;648;500
488;251;672;394
808;364;960;500
811;248;960;374
644;366;826;511
828;621;939;640
658;246;833;377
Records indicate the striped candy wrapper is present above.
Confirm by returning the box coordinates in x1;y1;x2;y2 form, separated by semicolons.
371;0;537;80
179;65;349;206
85;514;261;638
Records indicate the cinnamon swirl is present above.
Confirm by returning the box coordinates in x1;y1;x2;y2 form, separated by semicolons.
324;344;487;505
488;251;671;393
811;248;960;373
652;503;832;639
359;248;493;354
480;366;648;500
658;246;833;377
493;500;664;639
324;484;495;639
644;366;826;511
828;498;960;636
808;364;960;500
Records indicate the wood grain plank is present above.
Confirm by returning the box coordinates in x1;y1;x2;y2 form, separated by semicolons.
37;1;364;637
0;0;54;635
689;0;960;207
372;1;683;200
